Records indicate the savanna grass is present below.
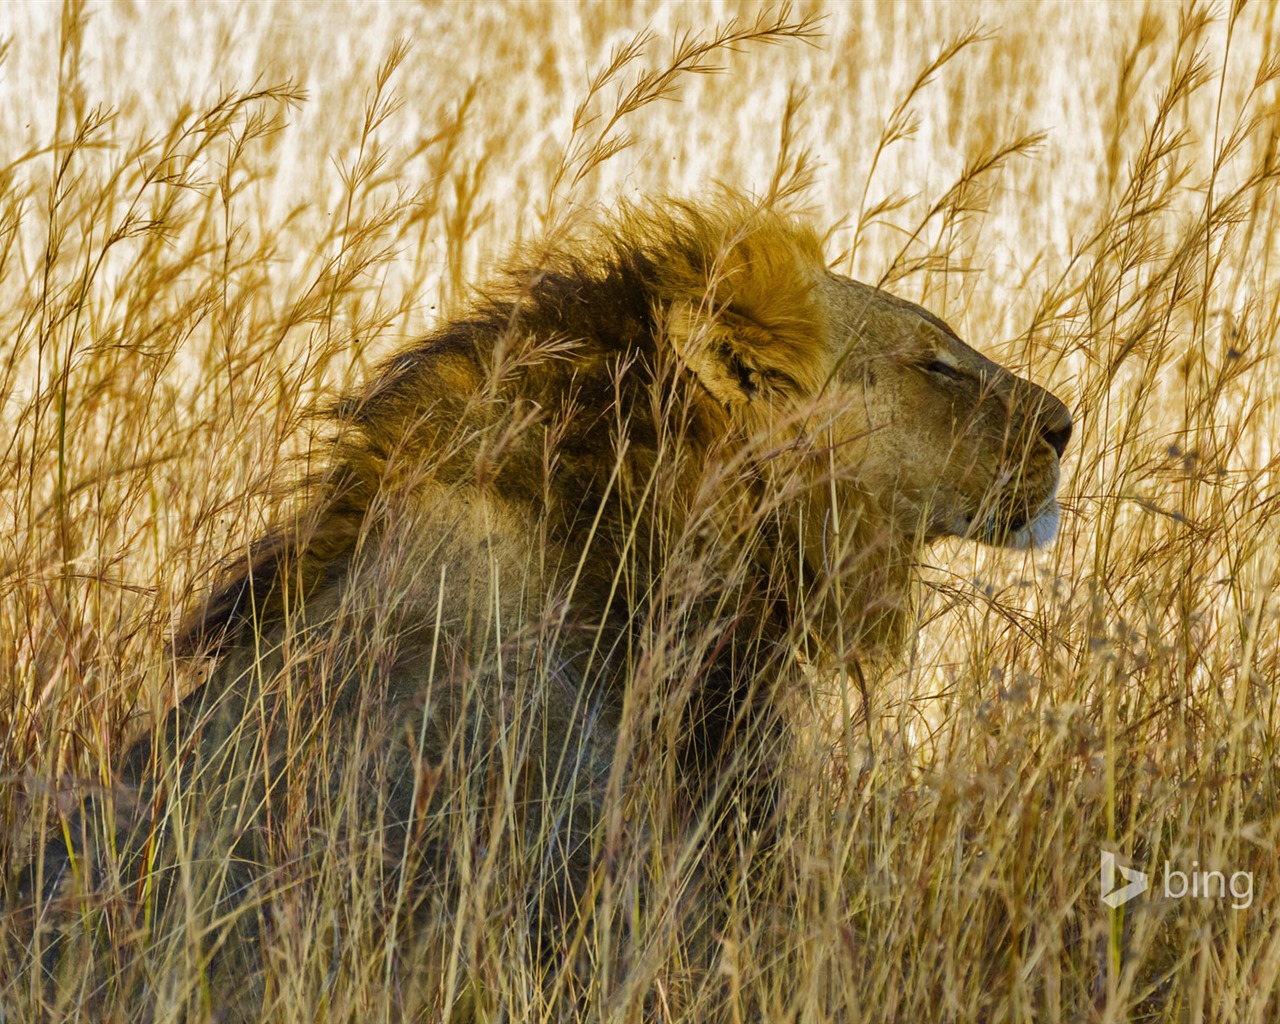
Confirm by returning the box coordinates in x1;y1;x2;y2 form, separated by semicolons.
3;1;1280;1022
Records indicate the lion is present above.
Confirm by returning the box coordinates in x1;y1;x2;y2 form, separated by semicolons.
20;195;1071;1019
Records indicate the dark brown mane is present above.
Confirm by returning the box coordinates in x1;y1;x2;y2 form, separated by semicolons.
175;203;750;657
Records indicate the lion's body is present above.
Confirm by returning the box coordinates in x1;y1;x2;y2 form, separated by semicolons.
24;197;1071;1017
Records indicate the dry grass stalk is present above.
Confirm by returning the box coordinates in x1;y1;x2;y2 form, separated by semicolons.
2;2;1279;1021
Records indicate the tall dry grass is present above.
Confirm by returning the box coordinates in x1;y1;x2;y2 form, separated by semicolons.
2;1;1280;1021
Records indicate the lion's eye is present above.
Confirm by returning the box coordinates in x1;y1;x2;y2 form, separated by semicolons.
926;360;964;381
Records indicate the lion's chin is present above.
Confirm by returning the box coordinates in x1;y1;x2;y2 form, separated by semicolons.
950;498;1060;550
993;499;1060;550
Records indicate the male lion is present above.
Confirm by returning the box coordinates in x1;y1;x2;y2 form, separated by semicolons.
21;196;1071;1018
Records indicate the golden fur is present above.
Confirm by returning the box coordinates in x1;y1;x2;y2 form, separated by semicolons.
31;196;1072;1015
183;197;1070;660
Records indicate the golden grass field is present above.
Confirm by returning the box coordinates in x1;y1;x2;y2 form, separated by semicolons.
3;1;1280;1020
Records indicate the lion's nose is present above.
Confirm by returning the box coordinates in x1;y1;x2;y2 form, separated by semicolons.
1041;414;1072;458
1008;380;1073;459
1018;385;1073;458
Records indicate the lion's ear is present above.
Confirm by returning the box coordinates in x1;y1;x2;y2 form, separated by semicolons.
666;300;830;409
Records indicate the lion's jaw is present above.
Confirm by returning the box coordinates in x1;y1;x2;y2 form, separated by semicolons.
1022;499;1062;549
956;493;1062;550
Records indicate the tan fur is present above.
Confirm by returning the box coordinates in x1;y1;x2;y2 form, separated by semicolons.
183;197;1069;653
33;196;1072;1016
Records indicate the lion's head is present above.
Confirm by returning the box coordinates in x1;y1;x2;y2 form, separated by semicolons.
656;203;1070;545
637;201;1072;649
813;273;1070;548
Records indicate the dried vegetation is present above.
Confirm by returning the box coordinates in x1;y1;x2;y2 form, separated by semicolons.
3;1;1280;1021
